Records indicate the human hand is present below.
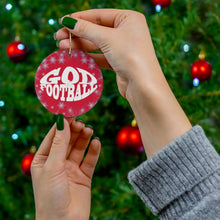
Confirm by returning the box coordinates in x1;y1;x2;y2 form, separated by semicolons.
31;115;101;220
55;9;192;158
54;9;191;158
55;9;160;99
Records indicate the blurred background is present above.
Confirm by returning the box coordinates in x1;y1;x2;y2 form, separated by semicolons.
0;0;220;219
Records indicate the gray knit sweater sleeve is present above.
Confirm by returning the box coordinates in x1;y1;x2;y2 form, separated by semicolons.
128;125;220;220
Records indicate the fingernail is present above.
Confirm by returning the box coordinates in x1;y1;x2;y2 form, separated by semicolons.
56;41;60;48
86;124;93;130
62;17;77;29
76;118;84;123
53;32;57;40
94;136;100;141
57;114;64;130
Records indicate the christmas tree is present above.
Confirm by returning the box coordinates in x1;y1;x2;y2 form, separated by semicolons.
0;0;219;219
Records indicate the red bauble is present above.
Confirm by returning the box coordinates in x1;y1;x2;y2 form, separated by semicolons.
21;154;35;176
7;41;28;62
152;0;171;8
116;125;144;155
191;60;212;82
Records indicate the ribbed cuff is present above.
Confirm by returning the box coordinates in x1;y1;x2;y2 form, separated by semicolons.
128;125;220;218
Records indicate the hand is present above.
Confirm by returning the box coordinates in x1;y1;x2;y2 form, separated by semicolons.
55;9;191;158
55;9;158;99
31;117;101;220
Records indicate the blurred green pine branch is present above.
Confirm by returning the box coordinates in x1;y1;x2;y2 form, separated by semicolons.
0;0;219;219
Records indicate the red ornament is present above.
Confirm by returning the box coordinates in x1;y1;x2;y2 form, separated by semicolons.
116;125;144;155
191;59;212;82
35;49;103;117
7;41;28;62
21;154;35;176
152;0;171;8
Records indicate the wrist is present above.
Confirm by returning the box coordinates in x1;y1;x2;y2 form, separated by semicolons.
126;59;192;157
126;56;165;106
125;51;163;97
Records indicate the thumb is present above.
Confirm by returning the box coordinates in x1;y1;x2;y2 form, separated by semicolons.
46;115;70;167
61;16;110;49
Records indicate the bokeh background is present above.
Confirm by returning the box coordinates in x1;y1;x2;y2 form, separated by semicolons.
0;0;220;219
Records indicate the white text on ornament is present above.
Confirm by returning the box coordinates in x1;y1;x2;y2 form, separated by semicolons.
40;66;98;101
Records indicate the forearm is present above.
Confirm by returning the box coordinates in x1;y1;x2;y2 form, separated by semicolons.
126;58;192;157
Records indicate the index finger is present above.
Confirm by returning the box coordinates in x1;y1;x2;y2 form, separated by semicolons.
62;8;128;27
34;117;74;157
35;124;56;157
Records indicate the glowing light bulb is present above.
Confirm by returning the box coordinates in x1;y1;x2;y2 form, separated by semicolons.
17;43;25;50
193;78;200;87
155;4;162;12
48;19;55;25
12;133;19;140
183;44;190;52
5;3;13;10
0;100;5;107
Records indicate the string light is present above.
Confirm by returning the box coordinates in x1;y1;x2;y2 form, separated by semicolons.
0;100;5;107
17;43;25;50
12;133;19;140
5;3;13;10
183;44;190;52
155;5;162;12
193;78;200;87
48;19;55;25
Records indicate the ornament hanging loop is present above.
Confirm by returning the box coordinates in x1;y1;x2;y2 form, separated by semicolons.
68;32;72;56
199;50;206;60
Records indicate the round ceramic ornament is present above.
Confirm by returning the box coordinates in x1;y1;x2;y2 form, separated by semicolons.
35;49;103;117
